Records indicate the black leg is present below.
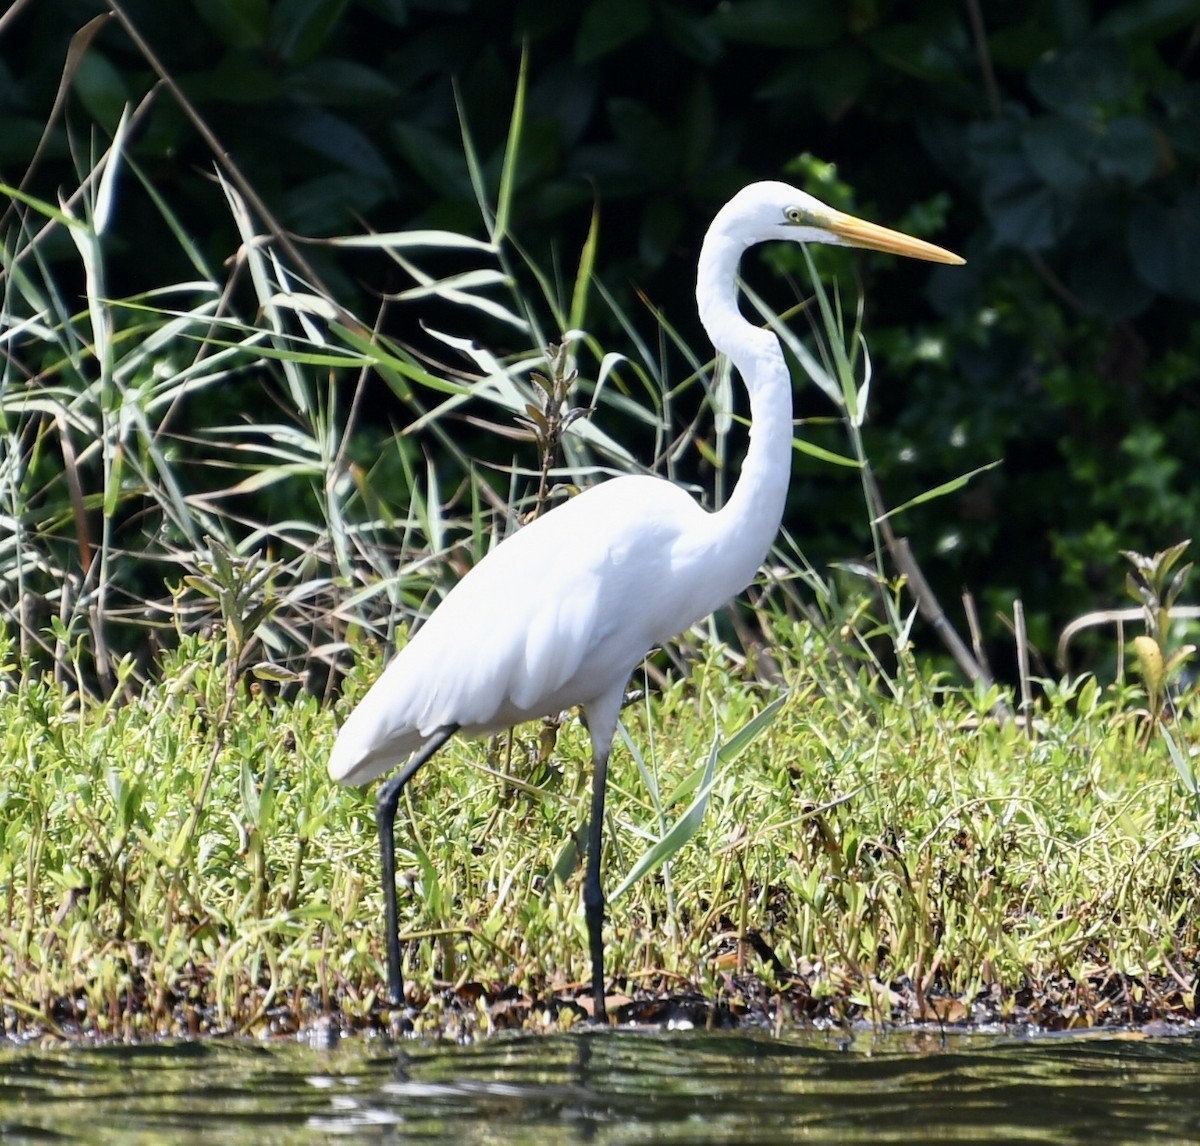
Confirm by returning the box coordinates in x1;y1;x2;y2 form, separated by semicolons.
583;744;610;1023
376;724;458;1006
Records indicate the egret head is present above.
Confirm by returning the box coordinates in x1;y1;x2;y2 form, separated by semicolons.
717;181;964;265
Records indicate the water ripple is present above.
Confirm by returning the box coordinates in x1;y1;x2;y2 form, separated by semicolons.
0;1029;1196;1143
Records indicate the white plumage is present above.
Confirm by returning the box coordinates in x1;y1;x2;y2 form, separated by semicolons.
330;181;964;1020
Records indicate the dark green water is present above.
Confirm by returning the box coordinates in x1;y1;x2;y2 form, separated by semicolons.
0;1029;1197;1143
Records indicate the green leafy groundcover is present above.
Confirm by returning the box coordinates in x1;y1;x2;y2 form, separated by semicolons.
1;625;1198;1041
6;0;1200;665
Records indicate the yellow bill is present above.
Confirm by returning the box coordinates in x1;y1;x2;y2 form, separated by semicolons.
826;209;965;265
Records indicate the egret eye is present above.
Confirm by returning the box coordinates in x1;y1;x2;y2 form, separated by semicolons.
784;206;806;224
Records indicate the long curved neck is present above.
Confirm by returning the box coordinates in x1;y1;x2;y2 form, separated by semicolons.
695;225;793;595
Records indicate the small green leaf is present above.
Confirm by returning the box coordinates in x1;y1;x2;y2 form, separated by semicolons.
982;158;1058;250
1094;117;1158;185
576;0;652;63
1160;724;1199;795
611;738;720;901
1165;563;1193;610
1022;116;1093;197
269;0;348;64
709;0;843;47
874;461;1002;523
239;756;260;823
183;575;222;601
191;0;269;48
250;662;302;684
792;437;860;468
1130;191;1200;303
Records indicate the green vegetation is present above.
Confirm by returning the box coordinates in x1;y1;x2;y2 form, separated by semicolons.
2;623;1198;1040
1;4;1199;1041
4;0;1200;661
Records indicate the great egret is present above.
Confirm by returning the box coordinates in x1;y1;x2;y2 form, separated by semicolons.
330;181;963;1022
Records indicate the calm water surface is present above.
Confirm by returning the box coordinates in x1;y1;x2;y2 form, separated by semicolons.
1;1028;1197;1144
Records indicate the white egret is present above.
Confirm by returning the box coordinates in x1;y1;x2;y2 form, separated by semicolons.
330;181;963;1022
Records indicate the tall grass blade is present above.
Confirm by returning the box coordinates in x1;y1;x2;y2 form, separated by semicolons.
493;45;528;246
611;694;787;900
569;203;600;338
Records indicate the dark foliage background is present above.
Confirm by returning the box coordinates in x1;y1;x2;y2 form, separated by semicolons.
3;0;1199;676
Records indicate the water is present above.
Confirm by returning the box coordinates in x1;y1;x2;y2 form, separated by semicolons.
0;1028;1197;1144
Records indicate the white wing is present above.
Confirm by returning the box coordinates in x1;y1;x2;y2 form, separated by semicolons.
329;474;714;785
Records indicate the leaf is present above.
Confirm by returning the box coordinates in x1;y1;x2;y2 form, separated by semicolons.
607;100;677;178
223;463;323;495
873;461;1003;523
1164;645;1195;676
250;662;302;683
639;197;683;268
570;203;600;339
576;0;653;63
179;53;285;103
1132;634;1165;698
270;0;349;65
393;122;471;196
274;105;393;183
982;157;1058;250
613;695;786;899
494;45;528;243
863;22;960;82
259;751;276;828
239;756;260;823
1156;539;1191;582
550;826;585;885
791;438;861;468
1165;562;1193;610
183;575;222;601
190;0;269;48
713;692;788;762
1125;569;1154;609
331;323;468;397
1130;190;1200;303
95;105;132;236
1098;0;1200;42
1093;117;1158;185
70;50;129;133
708;0;844;47
1022;116;1093;197
1067;234;1156;320
102;443;124;519
326;229;496;253
1160;725;1199;795
391;268;511;299
287;59;400;106
611;736;720;901
1028;41;1131;117
188;335;369;369
661;4;723;64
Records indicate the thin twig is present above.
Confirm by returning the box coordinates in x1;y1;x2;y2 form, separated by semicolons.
1014;598;1032;738
0;13;109;226
0;24;161;274
892;537;995;689
865;470;1009;718
105;0;340;307
0;0;35;38
961;589;994;679
963;0;1002;117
